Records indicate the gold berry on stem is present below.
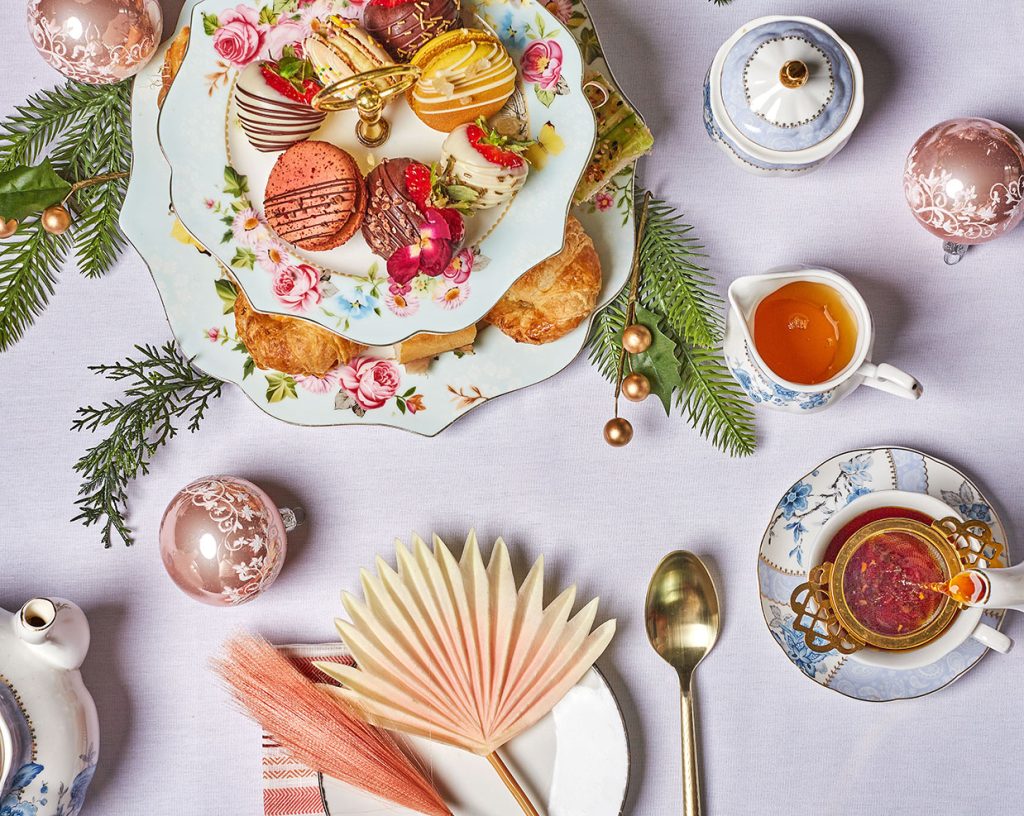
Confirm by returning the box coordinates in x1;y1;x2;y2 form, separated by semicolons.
622;323;652;354
603;417;633;447
622;372;651;402
0;218;18;239
41;204;72;235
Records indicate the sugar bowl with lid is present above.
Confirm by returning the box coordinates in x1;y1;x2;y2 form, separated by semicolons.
703;15;864;175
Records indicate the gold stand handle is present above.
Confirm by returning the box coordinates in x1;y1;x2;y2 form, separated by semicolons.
486;751;542;816
311;64;421;148
680;676;700;816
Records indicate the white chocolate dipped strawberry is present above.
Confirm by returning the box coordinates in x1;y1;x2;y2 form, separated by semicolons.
440;118;532;211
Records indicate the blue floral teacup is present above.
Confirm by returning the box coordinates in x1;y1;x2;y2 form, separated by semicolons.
724;265;923;413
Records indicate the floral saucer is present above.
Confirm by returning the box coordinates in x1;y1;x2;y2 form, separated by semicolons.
158;0;596;347
124;0;637;435
759;446;1009;701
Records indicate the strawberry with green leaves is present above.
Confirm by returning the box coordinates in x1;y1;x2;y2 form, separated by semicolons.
440;118;534;210
259;45;323;106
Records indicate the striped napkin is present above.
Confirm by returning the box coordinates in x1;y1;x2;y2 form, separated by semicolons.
262;644;354;816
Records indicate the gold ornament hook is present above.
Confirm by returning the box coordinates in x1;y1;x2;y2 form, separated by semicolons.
779;59;809;89
311;64;421;148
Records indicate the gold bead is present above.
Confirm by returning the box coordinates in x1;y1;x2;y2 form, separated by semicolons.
622;324;652;354
41;205;72;235
0;218;18;239
603;417;633;447
622;372;651;402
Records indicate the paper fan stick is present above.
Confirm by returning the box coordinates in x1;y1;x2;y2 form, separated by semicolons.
213;634;452;816
316;532;617;816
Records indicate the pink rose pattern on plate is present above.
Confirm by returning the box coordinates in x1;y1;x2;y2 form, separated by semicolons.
272;263;323;311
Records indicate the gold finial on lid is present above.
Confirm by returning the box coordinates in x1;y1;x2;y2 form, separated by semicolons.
779;59;809;89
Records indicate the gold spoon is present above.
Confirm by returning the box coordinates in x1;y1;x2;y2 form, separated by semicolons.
645;551;721;816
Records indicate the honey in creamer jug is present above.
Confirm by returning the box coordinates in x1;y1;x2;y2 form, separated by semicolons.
752;281;858;385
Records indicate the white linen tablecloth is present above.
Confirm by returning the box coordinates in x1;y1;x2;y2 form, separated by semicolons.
2;1;1023;813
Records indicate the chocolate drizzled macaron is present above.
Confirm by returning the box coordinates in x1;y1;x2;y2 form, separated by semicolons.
364;0;461;62
264;141;366;251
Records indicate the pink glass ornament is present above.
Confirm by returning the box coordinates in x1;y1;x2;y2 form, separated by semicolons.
27;0;163;84
904;118;1024;265
159;476;302;606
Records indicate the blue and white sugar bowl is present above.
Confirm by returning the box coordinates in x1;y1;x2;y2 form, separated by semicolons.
703;15;864;175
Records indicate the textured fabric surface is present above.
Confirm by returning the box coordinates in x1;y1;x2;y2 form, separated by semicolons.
2;1;1023;814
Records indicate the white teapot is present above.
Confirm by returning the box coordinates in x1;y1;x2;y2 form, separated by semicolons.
1;598;99;816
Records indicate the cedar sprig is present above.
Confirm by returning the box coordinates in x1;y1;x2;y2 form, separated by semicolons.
72;342;223;547
0;79;132;350
588;192;756;456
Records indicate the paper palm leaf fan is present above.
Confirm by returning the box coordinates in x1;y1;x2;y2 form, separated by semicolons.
317;532;617;816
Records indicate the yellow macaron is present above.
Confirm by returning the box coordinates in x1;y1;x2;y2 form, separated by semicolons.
408;29;517;132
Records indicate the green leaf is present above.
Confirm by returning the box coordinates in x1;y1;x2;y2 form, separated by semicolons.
242;356;255;380
258;6;277;25
624;305;684;415
215;278;238;313
535;87;555;107
0;219;70;351
223;165;248;197
397;399;407;414
202;12;220;35
0;159;71;221
231;247;256;270
265;372;298;403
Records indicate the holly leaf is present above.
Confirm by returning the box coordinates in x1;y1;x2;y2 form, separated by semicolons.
265;372;297;403
535;87;555;107
215;278;237;313
621;304;684;415
0;159;71;221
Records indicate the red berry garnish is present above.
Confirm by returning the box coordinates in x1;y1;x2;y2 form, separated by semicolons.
465;121;527;169
260;62;322;106
404;162;433;212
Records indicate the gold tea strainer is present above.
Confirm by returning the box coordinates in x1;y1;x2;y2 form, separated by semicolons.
790;516;1005;654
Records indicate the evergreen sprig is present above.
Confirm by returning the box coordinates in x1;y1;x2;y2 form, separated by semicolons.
72;343;223;547
0;80;132;350
588;193;757;456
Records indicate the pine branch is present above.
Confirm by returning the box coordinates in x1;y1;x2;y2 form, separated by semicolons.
678;346;757;457
587;192;757;456
72;343;224;547
0;219;71;351
0;81;126;172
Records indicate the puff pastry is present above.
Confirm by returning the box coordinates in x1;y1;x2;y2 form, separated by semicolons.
485;216;602;344
234;290;365;377
159;26;191;109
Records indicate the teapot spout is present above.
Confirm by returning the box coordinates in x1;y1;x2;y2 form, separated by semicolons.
14;598;91;670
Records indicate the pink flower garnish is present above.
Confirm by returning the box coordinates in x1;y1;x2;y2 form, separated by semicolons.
435;280;470;310
387;208;454;284
521;39;564;90
295;369;338;394
594;191;613;212
272;263;322;311
338;357;401;410
384;289;421;317
443;248;474;284
212;5;267;67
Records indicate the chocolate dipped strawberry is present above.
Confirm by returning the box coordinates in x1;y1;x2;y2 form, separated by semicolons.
440;118;532;210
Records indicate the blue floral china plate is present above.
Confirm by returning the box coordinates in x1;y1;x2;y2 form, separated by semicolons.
158;0;596;347
759;446;1009;701
124;0;636;435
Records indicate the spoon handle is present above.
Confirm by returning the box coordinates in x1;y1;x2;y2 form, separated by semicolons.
680;679;700;816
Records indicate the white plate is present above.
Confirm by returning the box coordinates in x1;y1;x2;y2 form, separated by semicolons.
319;667;629;816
